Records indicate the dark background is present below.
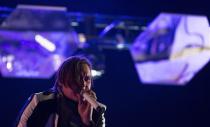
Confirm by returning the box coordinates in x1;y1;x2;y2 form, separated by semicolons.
0;0;210;17
0;1;210;127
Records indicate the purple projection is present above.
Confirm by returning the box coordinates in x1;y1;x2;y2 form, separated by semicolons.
0;5;78;78
130;13;210;85
0;31;78;78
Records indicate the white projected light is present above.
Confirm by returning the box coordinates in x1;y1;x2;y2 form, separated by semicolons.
130;13;210;85
35;34;56;52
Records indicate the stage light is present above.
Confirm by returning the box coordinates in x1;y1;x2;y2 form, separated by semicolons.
116;43;125;49
91;69;104;78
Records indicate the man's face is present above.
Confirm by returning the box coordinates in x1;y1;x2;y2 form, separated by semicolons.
80;64;92;91
61;64;92;101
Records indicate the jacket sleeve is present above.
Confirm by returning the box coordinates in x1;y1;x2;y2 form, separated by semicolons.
15;94;38;127
92;111;105;127
96;113;105;127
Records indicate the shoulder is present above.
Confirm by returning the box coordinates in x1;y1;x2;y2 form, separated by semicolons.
21;90;57;110
15;90;58;126
32;90;57;103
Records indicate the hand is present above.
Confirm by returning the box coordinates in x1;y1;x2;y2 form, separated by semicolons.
77;90;97;126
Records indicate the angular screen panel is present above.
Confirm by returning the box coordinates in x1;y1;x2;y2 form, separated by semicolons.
0;5;78;78
130;13;210;85
0;31;78;78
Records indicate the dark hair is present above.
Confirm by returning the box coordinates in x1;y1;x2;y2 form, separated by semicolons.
54;56;92;93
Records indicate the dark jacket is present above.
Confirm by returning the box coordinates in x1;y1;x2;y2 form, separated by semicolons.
16;89;105;127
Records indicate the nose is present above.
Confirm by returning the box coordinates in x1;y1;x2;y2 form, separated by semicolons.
82;84;89;91
83;80;91;90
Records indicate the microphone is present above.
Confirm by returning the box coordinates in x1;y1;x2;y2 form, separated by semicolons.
81;91;107;114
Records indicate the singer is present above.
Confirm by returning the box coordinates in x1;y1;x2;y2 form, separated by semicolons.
15;56;105;127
